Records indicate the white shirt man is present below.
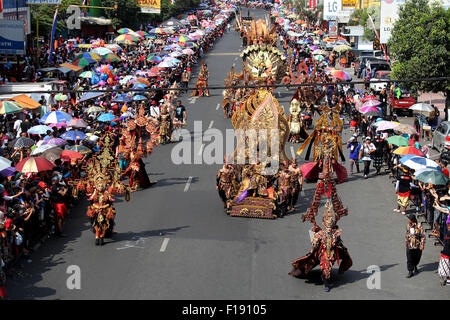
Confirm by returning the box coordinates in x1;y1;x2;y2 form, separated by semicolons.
13;118;22;138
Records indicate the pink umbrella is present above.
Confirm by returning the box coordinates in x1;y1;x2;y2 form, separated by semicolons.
68;118;88;128
360;106;379;114
375;121;400;131
362;99;381;108
362;95;377;102
330;69;351;81
49;122;68;129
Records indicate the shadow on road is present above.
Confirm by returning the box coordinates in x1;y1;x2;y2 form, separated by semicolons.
110;225;190;243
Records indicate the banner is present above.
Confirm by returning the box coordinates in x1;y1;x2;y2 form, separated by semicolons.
379;0;405;44
2;7;30;35
309;0;316;9
323;0;342;21
0;19;25;55
328;20;338;37
48;6;58;63
137;0;161;14
26;0;61;4
342;0;356;7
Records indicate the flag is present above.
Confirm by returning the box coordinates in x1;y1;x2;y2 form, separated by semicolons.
48;7;59;64
0;0;3;13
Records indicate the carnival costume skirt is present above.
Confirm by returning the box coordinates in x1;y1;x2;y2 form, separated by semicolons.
438;254;450;278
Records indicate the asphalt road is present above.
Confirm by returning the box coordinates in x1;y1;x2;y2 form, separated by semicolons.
7;8;449;300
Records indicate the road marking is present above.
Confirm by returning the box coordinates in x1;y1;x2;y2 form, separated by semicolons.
198;143;204;156
208;120;214;129
160;238;170;252
216;103;220;110
290;146;296;159
188;97;199;104
184;176;193;192
278;92;281;98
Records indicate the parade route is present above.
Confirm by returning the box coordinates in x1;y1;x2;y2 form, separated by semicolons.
6;8;448;300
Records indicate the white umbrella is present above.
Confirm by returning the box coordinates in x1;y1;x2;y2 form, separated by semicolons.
0;156;12;171
30;143;59;155
169;51;183;57
409;103;434;113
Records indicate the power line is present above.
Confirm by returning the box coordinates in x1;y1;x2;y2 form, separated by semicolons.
1;77;448;95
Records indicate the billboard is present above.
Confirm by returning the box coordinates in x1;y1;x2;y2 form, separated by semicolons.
379;0;406;43
342;0;357;7
328;20;338;37
137;0;161;14
324;0;342;20
1;6;31;35
0;19;25;55
309;0;317;9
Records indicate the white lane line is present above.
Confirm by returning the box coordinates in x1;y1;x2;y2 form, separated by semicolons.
216;103;220;110
198;144;204;156
278;92;281;98
189;97;199;104
208;120;214;129
160;238;170;252
184;176;193;192
301;190;306;197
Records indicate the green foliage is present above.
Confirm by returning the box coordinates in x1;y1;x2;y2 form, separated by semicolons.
348;5;379;41
143;0;201;24
101;0;140;29
388;0;450;93
30;0;83;39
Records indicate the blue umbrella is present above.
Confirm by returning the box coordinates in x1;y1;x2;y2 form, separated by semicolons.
113;95;132;103
97;113;116;122
40;111;73;124
60;130;87;141
28;125;52;135
399;154;417;163
133;83;148;89
0;166;16;177
402;156;440;171
133;95;147;101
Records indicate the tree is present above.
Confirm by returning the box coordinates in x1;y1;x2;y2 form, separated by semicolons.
388;0;450;105
348;5;380;41
102;0;140;29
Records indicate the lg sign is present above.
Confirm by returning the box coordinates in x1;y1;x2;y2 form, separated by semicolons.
327;0;338;12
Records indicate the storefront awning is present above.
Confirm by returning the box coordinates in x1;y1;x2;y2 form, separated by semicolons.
8;94;41;109
58;63;83;72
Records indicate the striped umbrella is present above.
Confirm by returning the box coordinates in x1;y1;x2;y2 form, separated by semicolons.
40;111;73;124
73;57;96;67
114;34;139;44
362;99;382;108
117;28;134;34
137;31;149;37
360;106;379;114
74;52;101;61
401;156;440;171
0;101;22;114
15;157;55;173
91;47;112;56
66;145;91;155
102;53;121;63
394;146;425;157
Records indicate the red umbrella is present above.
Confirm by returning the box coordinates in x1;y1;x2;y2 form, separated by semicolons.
61;150;83;161
15;156;55;173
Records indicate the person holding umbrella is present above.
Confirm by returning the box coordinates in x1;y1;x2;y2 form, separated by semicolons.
405;213;425;278
359;136;376;179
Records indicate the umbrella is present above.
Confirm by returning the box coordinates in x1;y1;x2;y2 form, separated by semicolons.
114;34;139;44
132;83;148;90
15;157;55;173
91;47;112;56
182;48;194;55
416;170;449;185
60;130;87;141
136;77;151;86
133;95;147;101
28;125;52;135
97;113;116;122
61;150;83;161
364;110;381;117
40;111;73;124
72;57;97;67
42;147;63;162
42;138;67;146
409;103;434;114
394;146;425;157
102;53;121;63
395;124;417;135
414;167;442;177
360;106;379;114
30;143;58;155
186;15;197;20
362;95;378;102
330;70;351;81
312;49;327;55
0;167;16;177
401;156;440;171
117;28;134;34
79;71;95;78
68;118;88;128
74;52;102;61
375;121;400;132
0;156;12;171
169;51;183;57
66;145;91;155
148;55;163;63
314;55;324;61
86;106;103;113
14;137;35;149
137;31;149;37
386;135;409;146
0;101;22;114
362;100;381;108
112;95;132;103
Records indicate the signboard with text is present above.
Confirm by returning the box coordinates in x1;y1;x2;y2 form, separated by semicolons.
342;0;357;7
1;6;30;35
26;0;61;4
0;19;25;55
328;20;338;37
379;0;405;43
137;0;161;14
324;0;342;20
